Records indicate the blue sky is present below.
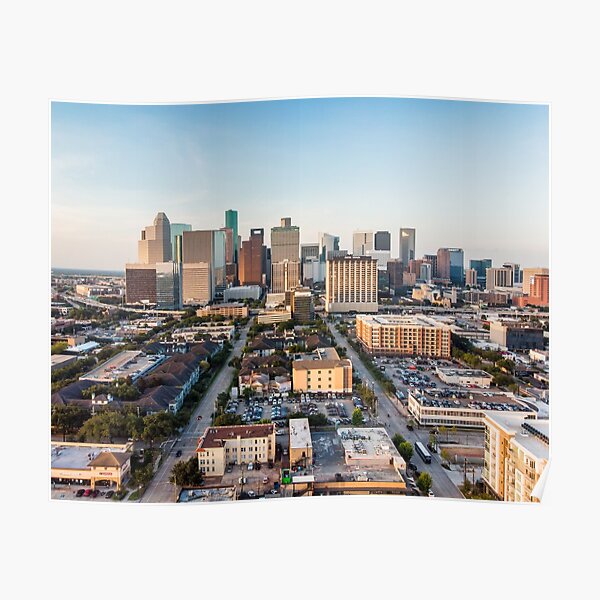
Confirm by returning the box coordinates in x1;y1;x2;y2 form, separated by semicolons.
51;97;549;270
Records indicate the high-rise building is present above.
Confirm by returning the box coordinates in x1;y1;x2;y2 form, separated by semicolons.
503;262;521;285
239;228;266;286
181;230;226;300
271;218;300;291
181;262;211;305
301;243;321;286
436;248;450;280
301;243;320;261
465;268;478;287
437;247;464;284
470;259;493;287
387;259;404;294
271;260;301;294
353;231;374;257
155;262;181;309
486;267;514;290
225;209;239;263
400;228;416;267
125;262;180;309
290;287;314;323
318;232;340;261
326;255;378;313
522;267;549;296
420;263;433;283
424;254;438;278
374;231;391;251
138;212;172;264
170;223;192;262
220;227;235;265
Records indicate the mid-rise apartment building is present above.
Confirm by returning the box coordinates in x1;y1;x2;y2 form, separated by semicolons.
486;267;514;290
483;413;549;502
356;314;451;357
292;348;353;394
196;424;276;476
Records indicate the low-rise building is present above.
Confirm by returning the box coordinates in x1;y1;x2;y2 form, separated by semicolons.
356;314;451;357
172;323;235;342
289;418;313;468
51;442;133;490
338;427;406;472
257;309;292;324
408;389;535;429
292;347;352;394
489;321;545;350
51;354;78;372
79;350;164;383
482;413;549;502
196;424;276;476
435;367;493;388
223;285;262;302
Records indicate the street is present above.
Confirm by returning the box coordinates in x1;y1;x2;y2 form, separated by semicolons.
327;320;464;499
141;320;252;503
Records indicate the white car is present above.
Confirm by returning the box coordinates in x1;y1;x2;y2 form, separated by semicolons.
428;490;435;497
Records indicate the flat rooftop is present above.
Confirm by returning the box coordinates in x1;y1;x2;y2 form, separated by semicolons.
411;389;533;413
80;350;161;382
51;354;76;368
178;487;236;503
484;413;549;459
437;368;492;378
357;314;450;328
337;427;404;463
51;443;131;470
289;418;312;450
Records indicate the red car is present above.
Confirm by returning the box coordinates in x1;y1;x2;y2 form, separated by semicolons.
92;489;100;498
83;489;92;497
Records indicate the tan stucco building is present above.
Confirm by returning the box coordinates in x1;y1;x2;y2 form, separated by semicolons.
483;413;549;502
288;418;313;467
292;348;352;394
196;424;276;476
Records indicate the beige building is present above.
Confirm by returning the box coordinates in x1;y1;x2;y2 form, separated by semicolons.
356;314;451;357
483;413;549;502
182;262;211;305
138;212;172;264
289;418;313;467
522;267;549;296
196;424;276;476
435;367;493;388
325;255;378;313
292;347;353;394
257;309;292;324
485;267;514;290
465;268;478;287
51;442;133;490
196;303;249;319
271;259;301;293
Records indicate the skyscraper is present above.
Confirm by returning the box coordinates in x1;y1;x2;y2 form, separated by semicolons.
318;232;340;261
181;230;226;301
352;231;374;256
239;228;266;286
326;255;378;313
502;262;521;285
522;267;549;295
486;267;514;290
138;212;172;264
225;209;239;263
170;223;192;262
437;247;464;284
400;228;416;267
470;259;493;287
374;231;391;251
271;217;300;291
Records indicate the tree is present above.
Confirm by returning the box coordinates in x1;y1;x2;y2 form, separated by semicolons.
352;408;364;426
51;405;89;441
51;341;69;355
142;412;177;447
78;411;130;443
417;471;432;494
398;442;414;463
213;413;242;426
170;456;203;487
392;433;406;450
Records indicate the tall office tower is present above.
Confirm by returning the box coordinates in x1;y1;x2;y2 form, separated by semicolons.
352;231;374;257
437;247;464;284
530;273;549;306
470;259;492;287
220;227;235;264
225;209;239;263
325;255;378;313
502;262;521;285
181;230;226;300
155;262;181;309
420;263;432;283
522;267;550;296
302;257;324;286
485;267;514;290
271;217;300;291
387;259;404;294
125;264;157;304
301;243;320;261
239;228;266;286
424;254;438;278
374;231;391;251
138;212;172;264
400;228;416;267
170;223;192;262
318;232;340;261
408;258;424;275
181;262;211;305
301;243;321;285
465;268;478;287
271;260;302;294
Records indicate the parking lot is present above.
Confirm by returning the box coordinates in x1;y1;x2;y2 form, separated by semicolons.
223;392;369;427
50;484;118;501
218;461;283;498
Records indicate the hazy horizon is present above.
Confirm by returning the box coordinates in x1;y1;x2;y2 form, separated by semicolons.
51;98;549;271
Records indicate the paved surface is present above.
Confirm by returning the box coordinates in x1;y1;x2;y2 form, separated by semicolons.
327;322;464;500
141;321;252;503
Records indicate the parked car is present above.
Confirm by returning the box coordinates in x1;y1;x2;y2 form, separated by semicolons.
176;450;182;457
76;489;85;497
83;489;92;497
105;490;114;499
263;476;269;484
92;489;100;498
428;490;435;497
247;462;254;470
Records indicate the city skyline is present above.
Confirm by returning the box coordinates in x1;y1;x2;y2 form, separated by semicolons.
51;98;549;270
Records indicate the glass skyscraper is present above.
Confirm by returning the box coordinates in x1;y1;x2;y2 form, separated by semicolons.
225;209;239;263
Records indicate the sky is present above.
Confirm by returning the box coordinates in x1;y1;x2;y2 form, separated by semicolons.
51;97;549;271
